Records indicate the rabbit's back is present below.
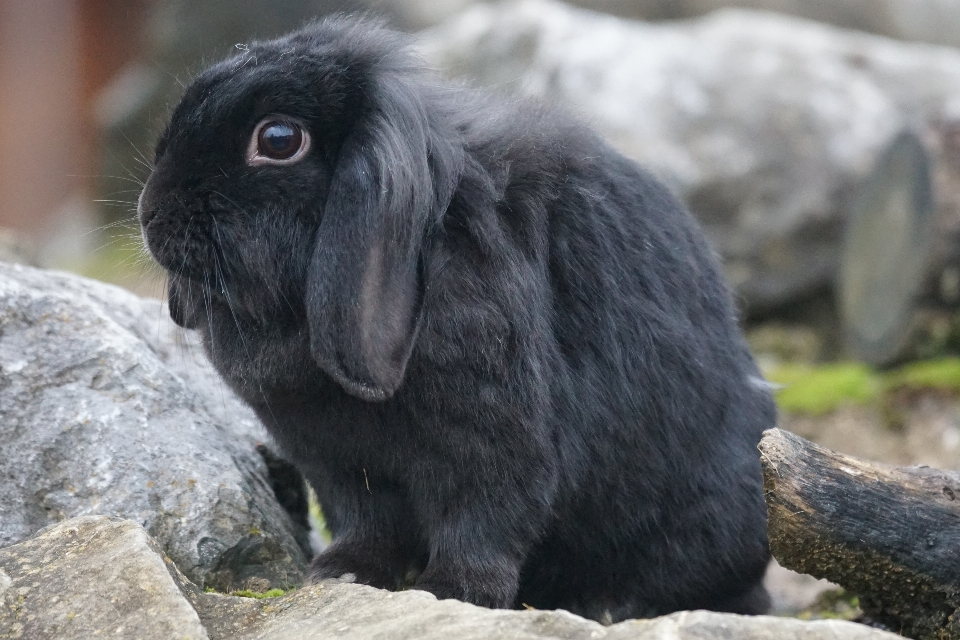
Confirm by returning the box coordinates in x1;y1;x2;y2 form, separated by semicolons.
425;107;774;617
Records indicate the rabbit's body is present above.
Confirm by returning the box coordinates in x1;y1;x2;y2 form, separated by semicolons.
139;17;773;622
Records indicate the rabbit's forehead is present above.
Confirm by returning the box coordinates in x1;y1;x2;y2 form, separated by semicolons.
158;29;384;157
180;55;348;126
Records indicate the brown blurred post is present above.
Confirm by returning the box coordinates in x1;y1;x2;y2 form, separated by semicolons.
0;0;149;265
76;0;152;179
0;0;86;244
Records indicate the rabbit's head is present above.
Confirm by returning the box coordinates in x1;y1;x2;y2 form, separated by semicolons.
139;18;462;401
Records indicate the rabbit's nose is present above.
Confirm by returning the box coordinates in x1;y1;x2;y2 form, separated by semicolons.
137;178;159;227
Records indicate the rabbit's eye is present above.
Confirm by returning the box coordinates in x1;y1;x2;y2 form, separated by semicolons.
247;118;310;166
259;123;301;158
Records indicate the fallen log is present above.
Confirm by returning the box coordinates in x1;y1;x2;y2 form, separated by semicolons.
838;124;960;366
759;428;960;639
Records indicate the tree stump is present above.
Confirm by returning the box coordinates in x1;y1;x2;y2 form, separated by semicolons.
838;130;935;365
759;428;960;639
839;124;960;365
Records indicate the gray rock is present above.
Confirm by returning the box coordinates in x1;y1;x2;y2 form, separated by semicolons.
0;516;208;639
0;516;901;640
202;582;899;640
0;261;309;591
419;0;960;310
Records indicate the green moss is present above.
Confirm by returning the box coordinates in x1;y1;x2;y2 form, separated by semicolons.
308;486;333;544
884;357;960;393
231;588;288;599
767;363;880;416
797;588;861;621
765;356;960;416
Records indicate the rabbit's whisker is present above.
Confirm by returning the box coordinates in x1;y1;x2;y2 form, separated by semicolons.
67;174;146;187
89;236;132;254
210;190;250;217
79;218;139;238
120;131;154;171
203;269;217;356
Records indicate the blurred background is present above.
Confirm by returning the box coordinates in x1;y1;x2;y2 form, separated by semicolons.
6;0;960;476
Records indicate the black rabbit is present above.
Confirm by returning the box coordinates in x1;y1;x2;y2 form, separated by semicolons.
138;15;774;622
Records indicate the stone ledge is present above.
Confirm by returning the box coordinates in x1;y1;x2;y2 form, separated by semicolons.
0;516;901;640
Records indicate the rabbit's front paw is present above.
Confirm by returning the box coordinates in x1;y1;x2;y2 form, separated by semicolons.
414;560;519;609
308;542;406;590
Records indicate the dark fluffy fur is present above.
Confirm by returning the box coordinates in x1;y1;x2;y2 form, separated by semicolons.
138;16;774;622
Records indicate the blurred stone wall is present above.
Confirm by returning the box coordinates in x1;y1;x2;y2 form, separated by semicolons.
589;0;960;49
375;0;960;47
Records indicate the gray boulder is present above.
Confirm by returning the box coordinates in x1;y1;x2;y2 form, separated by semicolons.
0;516;208;639
0;516;902;640
419;0;960;311
0;262;309;591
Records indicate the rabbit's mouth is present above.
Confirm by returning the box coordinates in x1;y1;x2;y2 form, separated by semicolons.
140;205;217;282
138;182;218;279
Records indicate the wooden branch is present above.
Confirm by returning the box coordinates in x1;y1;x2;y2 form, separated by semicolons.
759;428;960;639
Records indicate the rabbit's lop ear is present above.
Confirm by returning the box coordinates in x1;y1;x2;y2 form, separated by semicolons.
306;70;460;402
167;277;199;329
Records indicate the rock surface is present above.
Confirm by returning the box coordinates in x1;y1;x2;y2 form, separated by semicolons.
0;516;902;640
0;516;208;639
419;0;960;311
0;261;309;591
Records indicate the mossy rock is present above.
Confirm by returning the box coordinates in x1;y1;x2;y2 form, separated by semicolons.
767;363;880;416
883;357;960;393
797;589;862;622
766;357;960;416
